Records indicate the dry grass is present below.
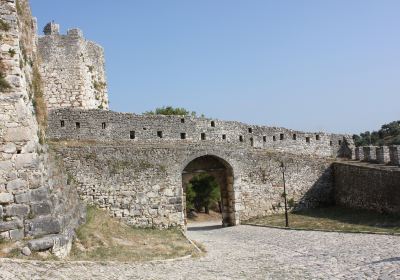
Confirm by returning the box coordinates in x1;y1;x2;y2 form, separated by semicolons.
245;207;400;234
68;206;197;262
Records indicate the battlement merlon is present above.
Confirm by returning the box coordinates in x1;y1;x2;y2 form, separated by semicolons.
43;21;60;35
38;22;109;111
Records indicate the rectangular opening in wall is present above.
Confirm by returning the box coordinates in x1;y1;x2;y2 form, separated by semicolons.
157;131;163;138
181;118;185;123
273;136;276;141
306;137;310;143
181;133;186;139
248;127;253;133
338;140;342;145
102;122;106;129
239;135;243;142
201;133;206;140
211;121;215;127
263;136;266;142
130;131;135;139
280;133;284;140
60;120;65;127
222;134;226;140
316;134;320;140
292;134;296;140
75;122;80;129
250;137;254;147
330;141;333;146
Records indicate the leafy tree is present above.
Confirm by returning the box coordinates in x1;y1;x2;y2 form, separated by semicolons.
353;120;400;146
187;174;221;214
144;106;204;117
185;183;196;210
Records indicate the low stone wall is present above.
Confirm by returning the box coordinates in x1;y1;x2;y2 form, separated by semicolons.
333;162;400;214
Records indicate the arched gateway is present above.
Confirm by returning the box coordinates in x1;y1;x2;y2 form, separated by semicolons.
181;155;237;227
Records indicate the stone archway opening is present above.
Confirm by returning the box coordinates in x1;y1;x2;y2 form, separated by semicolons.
182;155;235;227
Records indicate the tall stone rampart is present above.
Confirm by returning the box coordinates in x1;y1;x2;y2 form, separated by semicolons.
0;0;84;258
38;23;108;110
47;108;352;228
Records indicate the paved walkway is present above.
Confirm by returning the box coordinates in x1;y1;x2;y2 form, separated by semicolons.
0;221;399;279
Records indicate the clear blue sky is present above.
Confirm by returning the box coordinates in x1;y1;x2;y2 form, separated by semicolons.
31;0;400;134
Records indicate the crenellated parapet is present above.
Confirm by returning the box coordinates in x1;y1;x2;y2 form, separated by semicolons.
38;22;108;110
353;146;400;166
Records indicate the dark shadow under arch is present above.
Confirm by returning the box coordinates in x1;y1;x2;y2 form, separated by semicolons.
182;155;235;227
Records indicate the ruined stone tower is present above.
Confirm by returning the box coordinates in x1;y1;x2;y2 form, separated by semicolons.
38;22;108;110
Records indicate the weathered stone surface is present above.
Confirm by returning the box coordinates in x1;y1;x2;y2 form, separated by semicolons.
0;161;13;173
31;201;52;216
0;219;23;232
14;192;31;204
6;179;27;193
21;246;31;256
9;229;24;240
15;153;39;169
25;216;61;237
30;187;49;202
4;127;33;142
4;204;30;217
3;143;16;154
28;236;54;251
0;193;14;204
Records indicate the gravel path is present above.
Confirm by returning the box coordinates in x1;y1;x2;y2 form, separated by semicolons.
0;221;399;279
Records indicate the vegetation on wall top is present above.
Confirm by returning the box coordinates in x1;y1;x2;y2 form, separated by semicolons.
144;106;204;117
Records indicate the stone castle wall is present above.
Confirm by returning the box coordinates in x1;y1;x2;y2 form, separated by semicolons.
47;108;352;158
50;141;335;228
0;0;84;257
38;23;108;110
334;162;400;214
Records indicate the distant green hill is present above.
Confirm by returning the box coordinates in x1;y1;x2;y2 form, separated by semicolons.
353;121;400;147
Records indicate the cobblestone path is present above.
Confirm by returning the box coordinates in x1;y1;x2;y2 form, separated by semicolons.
0;221;399;279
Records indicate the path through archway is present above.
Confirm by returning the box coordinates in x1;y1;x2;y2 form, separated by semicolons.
182;155;235;227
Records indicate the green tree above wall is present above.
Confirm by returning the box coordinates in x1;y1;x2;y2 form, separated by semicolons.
144;106;204;117
353;120;400;147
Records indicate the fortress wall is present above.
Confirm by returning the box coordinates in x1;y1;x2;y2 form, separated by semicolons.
51;141;335;228
38;26;108;110
48;108;351;158
0;0;84;257
334;162;400;214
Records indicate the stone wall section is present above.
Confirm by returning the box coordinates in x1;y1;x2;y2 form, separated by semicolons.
48;108;352;159
51;141;335;228
38;24;108;110
334;162;400;214
0;0;84;258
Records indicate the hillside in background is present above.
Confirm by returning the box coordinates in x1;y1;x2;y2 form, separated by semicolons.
353;121;400;147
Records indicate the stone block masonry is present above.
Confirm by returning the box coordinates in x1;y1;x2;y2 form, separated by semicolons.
48;108;352;159
0;0;84;258
38;22;109;110
51;141;336;228
334;162;400;214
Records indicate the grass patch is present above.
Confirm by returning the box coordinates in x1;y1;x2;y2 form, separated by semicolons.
245;207;400;234
69;206;197;262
